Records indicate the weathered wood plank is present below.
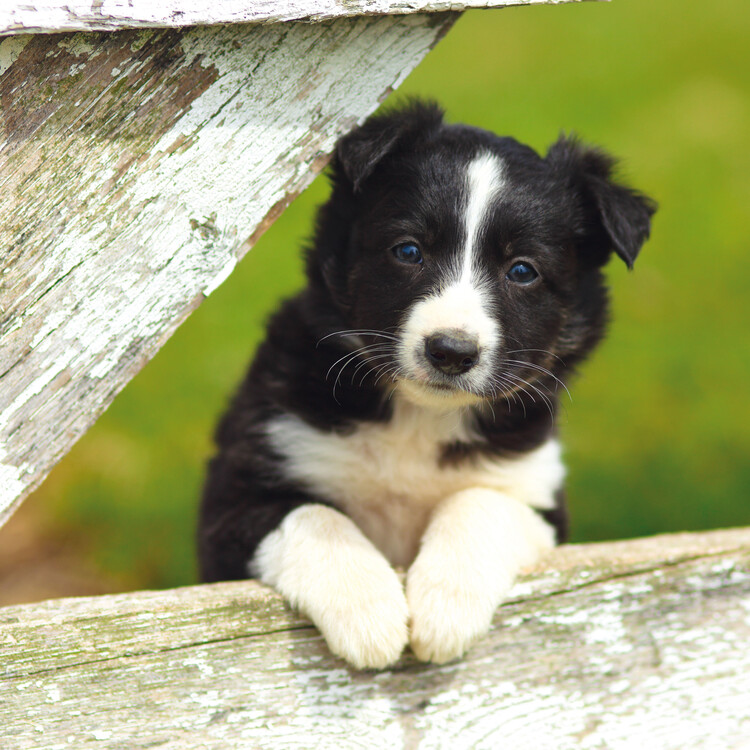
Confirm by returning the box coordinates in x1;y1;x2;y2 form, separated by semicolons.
1;529;750;748
0;12;461;528
0;0;596;37
0;0;592;531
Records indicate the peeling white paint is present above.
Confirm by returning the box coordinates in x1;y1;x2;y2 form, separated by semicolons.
45;685;61;703
202;255;238;297
586;613;630;651
0;34;29;76
183;654;215;677
0;360;69;431
0;0;593;37
608;678;630;695
56;34;97;57
188;690;223;708
0;15;456;525
0;461;25;519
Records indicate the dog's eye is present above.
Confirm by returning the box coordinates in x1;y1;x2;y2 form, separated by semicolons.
506;261;538;285
392;243;423;265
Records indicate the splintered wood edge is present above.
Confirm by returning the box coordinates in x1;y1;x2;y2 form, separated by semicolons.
0;0;597;37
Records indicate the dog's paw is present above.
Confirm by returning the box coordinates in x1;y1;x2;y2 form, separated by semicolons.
252;504;409;669
407;563;501;664
405;488;556;663
315;568;409;669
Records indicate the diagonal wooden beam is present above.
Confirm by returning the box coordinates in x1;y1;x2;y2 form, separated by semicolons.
0;13;458;526
0;0;587;528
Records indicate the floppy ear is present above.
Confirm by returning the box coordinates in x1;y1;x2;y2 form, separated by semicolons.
335;100;445;192
546;136;657;268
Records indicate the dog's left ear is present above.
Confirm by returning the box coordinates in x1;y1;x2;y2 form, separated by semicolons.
546;136;657;268
335;100;445;193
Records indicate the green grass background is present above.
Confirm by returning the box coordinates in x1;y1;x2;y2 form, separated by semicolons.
21;0;750;591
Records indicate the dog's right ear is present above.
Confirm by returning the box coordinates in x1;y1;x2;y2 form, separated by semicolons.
335;100;444;193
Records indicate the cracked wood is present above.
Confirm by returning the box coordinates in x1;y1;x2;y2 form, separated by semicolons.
1;528;749;748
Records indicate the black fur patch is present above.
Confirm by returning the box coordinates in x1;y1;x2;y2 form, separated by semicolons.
198;101;654;581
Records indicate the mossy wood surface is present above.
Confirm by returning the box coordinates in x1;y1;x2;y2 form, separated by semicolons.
0;10;463;528
2;528;749;749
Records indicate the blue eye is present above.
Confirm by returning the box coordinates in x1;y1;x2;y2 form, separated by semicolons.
392;243;423;265
506;261;538;285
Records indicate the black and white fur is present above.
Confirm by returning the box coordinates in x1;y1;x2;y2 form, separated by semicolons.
199;102;655;669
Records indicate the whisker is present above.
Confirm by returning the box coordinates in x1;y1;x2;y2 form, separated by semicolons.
325;343;389;382
503;359;572;402
485;399;496;423
491;374;527;417
354;352;395;386
351;353;387;383
488;374;525;413
330;344;392;402
317;329;399;347
491;380;515;415
350;347;393;369
372;366;395;387
505;348;566;364
503;371;556;419
384;366;408;395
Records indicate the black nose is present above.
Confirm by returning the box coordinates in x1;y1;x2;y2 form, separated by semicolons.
425;332;479;375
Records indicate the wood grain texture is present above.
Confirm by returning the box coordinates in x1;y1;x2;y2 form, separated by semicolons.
1;528;749;749
0;0;594;37
0;12;460;528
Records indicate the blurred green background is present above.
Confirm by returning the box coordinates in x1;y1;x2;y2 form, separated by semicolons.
2;0;749;600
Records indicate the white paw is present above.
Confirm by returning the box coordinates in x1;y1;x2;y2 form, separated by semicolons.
315;568;409;669
407;561;504;664
405;488;555;663
251;504;409;670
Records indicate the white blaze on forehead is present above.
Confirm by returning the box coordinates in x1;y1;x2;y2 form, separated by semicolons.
460;152;506;283
396;152;506;403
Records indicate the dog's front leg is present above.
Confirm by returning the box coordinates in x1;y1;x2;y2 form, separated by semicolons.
251;503;409;669
407;488;555;664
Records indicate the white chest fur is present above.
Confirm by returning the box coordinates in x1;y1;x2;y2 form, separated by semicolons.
266;397;564;567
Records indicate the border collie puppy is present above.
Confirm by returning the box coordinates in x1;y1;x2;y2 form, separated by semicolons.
199;101;655;669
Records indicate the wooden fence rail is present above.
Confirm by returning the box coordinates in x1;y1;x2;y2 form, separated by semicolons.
2;528;750;749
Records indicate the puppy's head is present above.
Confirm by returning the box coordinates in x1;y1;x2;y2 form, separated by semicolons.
311;101;656;410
